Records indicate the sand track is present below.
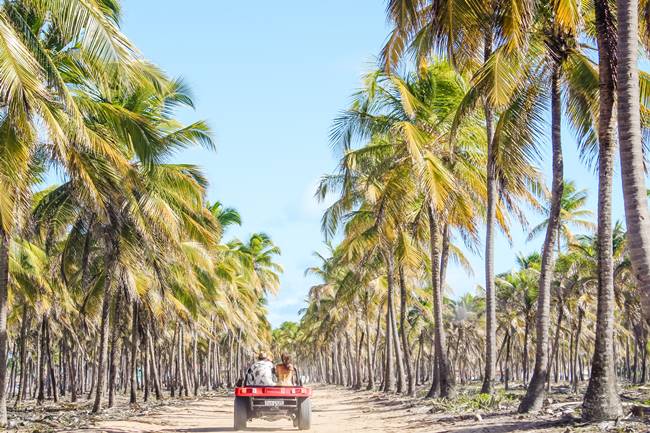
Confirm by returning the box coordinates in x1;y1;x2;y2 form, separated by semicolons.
60;386;613;433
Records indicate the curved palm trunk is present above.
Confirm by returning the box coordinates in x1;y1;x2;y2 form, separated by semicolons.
519;66;564;413
482;33;497;396
617;0;650;324
428;205;455;398
583;3;623;418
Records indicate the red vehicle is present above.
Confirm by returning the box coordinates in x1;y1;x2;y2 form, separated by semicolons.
234;386;312;430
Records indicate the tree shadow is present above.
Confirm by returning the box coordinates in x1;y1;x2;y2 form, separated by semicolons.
403;417;574;432
170;428;295;432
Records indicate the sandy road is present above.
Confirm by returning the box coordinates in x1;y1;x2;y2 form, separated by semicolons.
62;386;579;433
61;386;430;433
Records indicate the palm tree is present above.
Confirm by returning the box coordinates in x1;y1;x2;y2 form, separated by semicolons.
381;0;537;395
327;62;494;397
582;0;623;417
0;1;143;422
528;181;595;251
31;68;215;412
448;294;484;385
616;0;650;330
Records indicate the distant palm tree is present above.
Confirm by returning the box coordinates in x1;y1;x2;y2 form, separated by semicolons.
528;181;595;252
208;201;242;236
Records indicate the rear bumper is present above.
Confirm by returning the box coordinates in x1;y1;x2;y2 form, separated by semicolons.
252;397;299;412
235;386;312;398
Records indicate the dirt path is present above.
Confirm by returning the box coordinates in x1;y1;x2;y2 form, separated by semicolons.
66;386;419;433
59;386;633;433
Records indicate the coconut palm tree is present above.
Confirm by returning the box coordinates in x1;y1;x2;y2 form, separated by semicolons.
616;0;650;331
0;1;144;422
582;0;624;416
381;0;537;394
527;181;595;251
326;62;491;397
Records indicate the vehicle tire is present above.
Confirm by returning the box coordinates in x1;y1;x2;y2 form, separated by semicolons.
297;397;311;430
234;396;248;431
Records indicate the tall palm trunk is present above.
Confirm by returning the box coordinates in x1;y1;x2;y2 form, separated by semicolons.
44;318;58;403
15;304;29;406
548;300;564;389
428;205;454;398
519;65;564;413
180;326;189;396
399;266;415;395
355;327;364;389
372;305;382;378
335;339;345;386
617;0;650;322
365;296;374;390
504;329;512;390
92;231;119;414
481;33;497;395
383;254;396;392
129;301;139;404
387;252;405;393
170;325;178;396
0;230;10;426
107;290;123;408
583;2;623;418
37;316;47;404
439;225;450;290
192;329;199;396
68;333;78;402
573;308;584;392
146;323;162;400
523;315;530;384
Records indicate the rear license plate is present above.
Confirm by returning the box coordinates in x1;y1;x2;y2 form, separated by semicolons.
264;400;283;407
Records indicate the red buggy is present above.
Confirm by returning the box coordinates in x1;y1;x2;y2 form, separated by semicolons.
233;386;312;430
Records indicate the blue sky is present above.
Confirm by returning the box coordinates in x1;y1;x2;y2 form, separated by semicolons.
120;1;627;327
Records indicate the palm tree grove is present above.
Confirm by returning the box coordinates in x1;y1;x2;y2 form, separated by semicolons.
0;0;649;432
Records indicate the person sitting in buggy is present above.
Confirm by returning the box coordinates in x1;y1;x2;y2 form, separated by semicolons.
244;351;276;386
275;353;299;386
